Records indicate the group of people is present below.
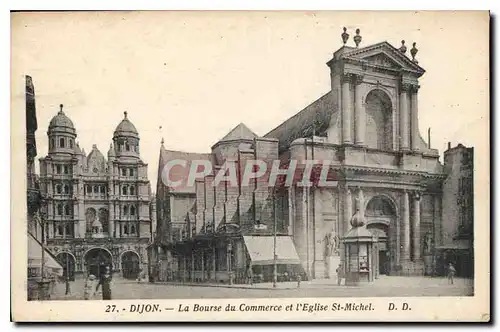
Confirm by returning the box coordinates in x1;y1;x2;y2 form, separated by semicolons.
83;265;113;300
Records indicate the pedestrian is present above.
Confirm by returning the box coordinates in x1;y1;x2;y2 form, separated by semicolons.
84;274;96;300
336;263;344;286
447;262;456;285
102;266;113;300
246;264;253;286
296;273;301;288
137;269;143;283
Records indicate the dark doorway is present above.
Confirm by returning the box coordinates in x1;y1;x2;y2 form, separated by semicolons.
379;250;389;275
85;248;112;278
56;253;76;281
121;251;140;279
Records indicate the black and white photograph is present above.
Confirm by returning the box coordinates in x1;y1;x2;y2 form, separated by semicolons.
11;10;489;322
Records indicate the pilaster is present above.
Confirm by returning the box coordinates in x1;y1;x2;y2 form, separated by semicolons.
412;192;421;261
401;190;410;261
399;83;411;151
353;74;365;146
341;73;353;144
410;84;420;151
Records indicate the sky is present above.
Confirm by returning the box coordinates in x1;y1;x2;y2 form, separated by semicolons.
11;11;489;191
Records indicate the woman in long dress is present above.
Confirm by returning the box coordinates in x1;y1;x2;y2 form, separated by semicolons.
101;266;112;300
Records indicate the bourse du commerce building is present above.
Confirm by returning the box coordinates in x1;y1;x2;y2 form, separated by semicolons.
38;109;155;280
152;32;473;284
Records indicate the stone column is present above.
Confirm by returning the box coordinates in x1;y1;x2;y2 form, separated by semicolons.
395;213;401;266
412;192;421;261
399;83;410;150
401;191;411;261
342;74;352;144
354;75;365;146
410;85;420;151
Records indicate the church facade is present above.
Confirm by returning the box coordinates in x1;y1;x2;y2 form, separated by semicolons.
38;109;155;280
153;31;472;283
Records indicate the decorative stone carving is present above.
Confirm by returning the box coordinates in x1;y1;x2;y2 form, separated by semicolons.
353;29;362;47
410;42;419;63
324;230;339;257
341;27;349;45
399;40;407;54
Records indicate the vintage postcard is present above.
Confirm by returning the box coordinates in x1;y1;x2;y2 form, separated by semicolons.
11;10;490;322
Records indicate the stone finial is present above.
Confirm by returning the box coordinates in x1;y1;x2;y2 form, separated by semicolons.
353;29;362;48
92;144;97;149
350;207;365;228
59;104;64;114
399;40;407;54
161;137;165;145
124;111;128;119
410;42;418;63
341;27;350;45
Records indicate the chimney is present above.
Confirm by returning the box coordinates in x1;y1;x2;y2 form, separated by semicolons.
447;142;451;150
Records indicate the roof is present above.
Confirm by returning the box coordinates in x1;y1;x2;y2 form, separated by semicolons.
48;106;76;134
219;123;258;142
264;91;336;151
158;145;214;193
114;111;138;138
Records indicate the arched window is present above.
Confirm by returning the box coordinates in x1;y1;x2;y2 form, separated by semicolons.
64;205;70;216
125;143;130;152
93;185;98;193
124;225;129;234
130;206;136;216
56;165;61;174
129;168;134;176
56;185;62;194
123;205;128;215
57;204;63;215
64;185;70;194
122;168;127;176
87;185;92;193
365;89;393;151
50;138;55;149
57;225;63;236
122;186;128;195
60;137;65;148
64;165;69;174
130;186;135;195
131;225;136;234
100;186;105;194
69;139;73;149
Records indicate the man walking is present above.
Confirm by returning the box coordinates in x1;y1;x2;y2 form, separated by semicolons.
447;262;456;285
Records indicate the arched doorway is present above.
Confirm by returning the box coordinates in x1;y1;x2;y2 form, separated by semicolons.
365;89;393;150
56;252;76;281
121;251;140;279
84;248;113;278
365;196;397;275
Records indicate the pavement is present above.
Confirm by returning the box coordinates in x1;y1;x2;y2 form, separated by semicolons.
49;275;474;300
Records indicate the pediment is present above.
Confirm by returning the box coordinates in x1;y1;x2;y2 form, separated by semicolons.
342;41;425;76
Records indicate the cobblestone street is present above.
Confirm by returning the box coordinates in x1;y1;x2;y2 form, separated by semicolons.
49;276;474;300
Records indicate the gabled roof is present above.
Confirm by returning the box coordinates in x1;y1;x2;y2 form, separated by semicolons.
218;123;258;143
337;41;425;77
157;145;214;194
264;91;336;151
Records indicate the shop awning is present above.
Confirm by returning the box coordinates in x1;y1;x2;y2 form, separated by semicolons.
243;236;301;265
28;233;63;276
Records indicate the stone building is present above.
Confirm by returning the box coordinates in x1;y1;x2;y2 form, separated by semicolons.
437;143;474;277
38;109;154;280
153;30;473;282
